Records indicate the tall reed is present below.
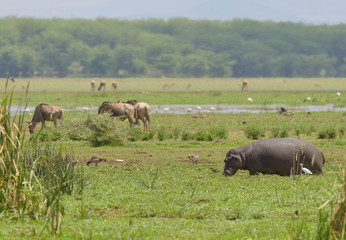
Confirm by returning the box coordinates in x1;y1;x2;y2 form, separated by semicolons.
0;78;84;234
0;81;32;216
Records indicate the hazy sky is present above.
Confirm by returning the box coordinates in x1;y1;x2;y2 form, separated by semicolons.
0;0;205;19
1;0;345;24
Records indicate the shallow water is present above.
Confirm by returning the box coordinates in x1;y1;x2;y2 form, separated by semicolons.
12;104;346;115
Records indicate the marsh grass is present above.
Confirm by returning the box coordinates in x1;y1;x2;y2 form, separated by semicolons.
1;77;345;239
0;80;85;235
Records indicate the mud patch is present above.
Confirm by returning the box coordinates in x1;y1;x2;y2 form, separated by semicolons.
91;208;125;217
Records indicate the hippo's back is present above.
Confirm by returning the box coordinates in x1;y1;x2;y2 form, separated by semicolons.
244;138;324;175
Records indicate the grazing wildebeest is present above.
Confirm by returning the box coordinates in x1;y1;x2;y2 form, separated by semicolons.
91;80;96;91
112;81;117;91
98;80;106;92
134;102;151;133
223;138;325;176
241;79;248;92
28;103;64;134
98;101;136;126
118;100;150;132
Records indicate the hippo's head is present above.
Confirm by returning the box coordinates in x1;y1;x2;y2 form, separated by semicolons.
223;150;243;176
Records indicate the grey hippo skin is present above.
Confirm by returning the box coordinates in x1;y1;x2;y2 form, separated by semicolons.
224;138;325;176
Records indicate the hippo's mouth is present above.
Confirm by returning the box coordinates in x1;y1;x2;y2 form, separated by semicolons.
224;168;232;176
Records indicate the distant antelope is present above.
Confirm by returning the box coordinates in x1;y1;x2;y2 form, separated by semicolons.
171;82;177;87
91;80;96;91
162;83;170;89
241;79;248;92
112;81;117;91
98;80;106;92
186;84;191;89
315;83;321;88
22;84;26;90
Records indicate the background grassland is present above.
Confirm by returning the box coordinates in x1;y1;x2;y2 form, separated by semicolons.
3;77;346;93
0;78;345;239
1;77;346;108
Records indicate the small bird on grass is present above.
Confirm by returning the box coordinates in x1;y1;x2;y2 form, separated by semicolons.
188;154;199;164
87;156;107;166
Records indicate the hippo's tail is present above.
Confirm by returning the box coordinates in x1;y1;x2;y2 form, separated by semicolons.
321;152;325;165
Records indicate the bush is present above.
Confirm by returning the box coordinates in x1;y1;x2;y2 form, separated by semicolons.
181;131;195;141
279;129;289;138
86;114;123;146
158;127;166;141
128;128;145;141
306;125;316;136
271;128;280;138
30;128;64;142
245;125;265;140
172;128;181;141
209;127;228;139
318;128;337;139
195;130;213;141
67;128;92;141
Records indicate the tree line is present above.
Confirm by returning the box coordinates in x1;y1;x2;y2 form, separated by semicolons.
1;17;346;78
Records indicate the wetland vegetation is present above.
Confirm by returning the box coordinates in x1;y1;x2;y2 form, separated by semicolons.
0;77;345;239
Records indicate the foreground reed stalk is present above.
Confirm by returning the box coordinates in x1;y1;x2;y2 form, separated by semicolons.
1;78;81;234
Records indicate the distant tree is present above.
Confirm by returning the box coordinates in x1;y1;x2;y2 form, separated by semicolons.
67;61;84;77
181;52;209;77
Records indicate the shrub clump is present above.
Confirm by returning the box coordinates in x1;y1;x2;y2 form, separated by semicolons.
29;128;64;142
245;125;265;140
85;114;123;146
318;128;337;139
181;131;195;141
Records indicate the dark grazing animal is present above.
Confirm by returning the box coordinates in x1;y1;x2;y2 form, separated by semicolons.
98;80;106;92
223;138;325;176
241;79;248;92
118;100;150;132
28;103;64;134
98;101;136;126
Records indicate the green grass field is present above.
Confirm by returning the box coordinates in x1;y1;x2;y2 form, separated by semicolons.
0;78;345;239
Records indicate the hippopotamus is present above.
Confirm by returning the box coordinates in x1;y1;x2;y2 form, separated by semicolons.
223;138;325;176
